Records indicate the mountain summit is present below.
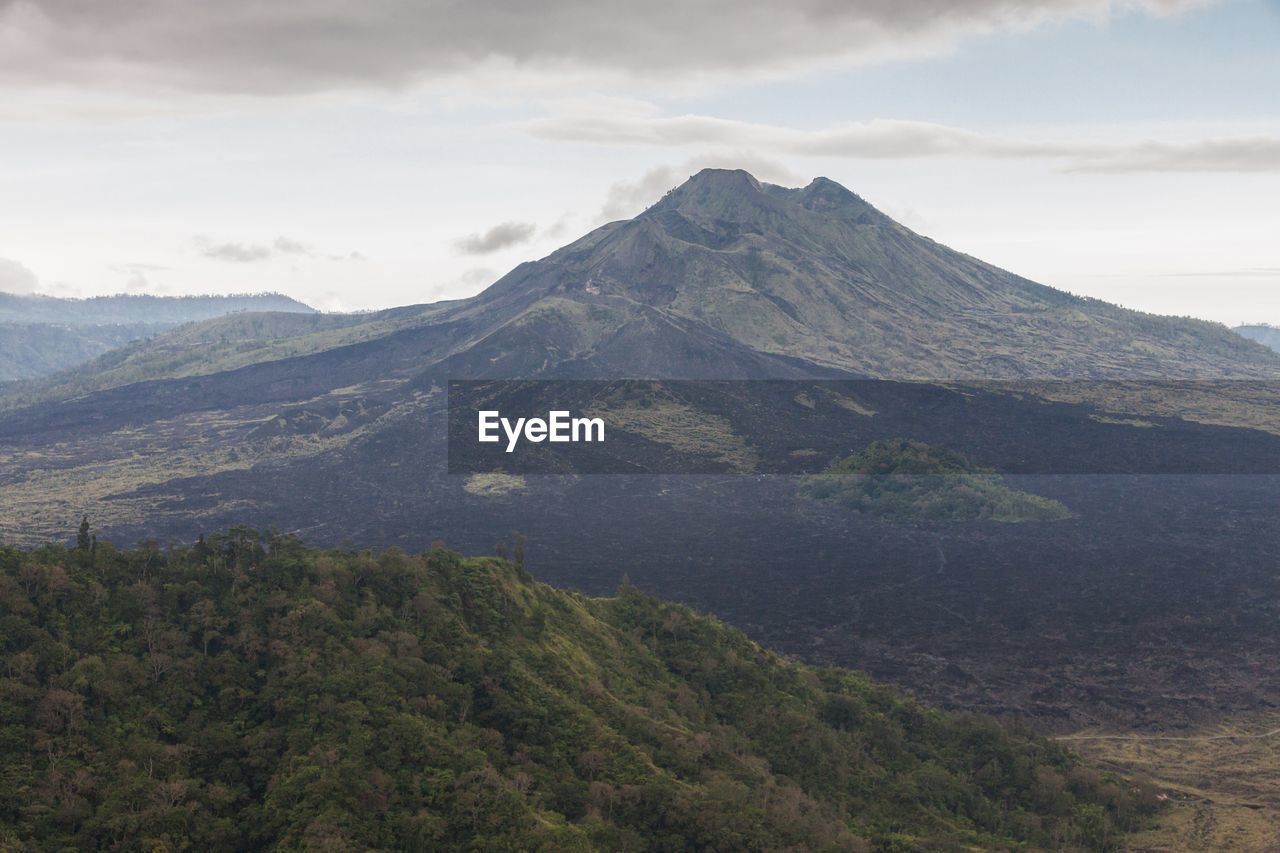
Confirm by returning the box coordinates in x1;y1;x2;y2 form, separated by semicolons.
474;168;1278;379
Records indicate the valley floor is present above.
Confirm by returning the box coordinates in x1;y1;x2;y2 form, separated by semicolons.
1064;713;1280;851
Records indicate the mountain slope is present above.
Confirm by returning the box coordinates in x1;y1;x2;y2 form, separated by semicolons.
0;532;1158;850
0;322;166;381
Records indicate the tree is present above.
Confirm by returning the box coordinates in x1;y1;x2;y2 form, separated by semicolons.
511;532;527;569
77;516;91;551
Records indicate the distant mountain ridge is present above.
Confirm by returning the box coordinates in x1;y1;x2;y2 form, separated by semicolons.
0;291;313;326
0;291;315;380
1236;323;1280;354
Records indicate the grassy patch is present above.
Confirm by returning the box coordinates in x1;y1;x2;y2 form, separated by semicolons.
800;438;1071;523
1064;716;1280;851
463;472;529;497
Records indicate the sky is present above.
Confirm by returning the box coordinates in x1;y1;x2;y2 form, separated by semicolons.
0;0;1277;324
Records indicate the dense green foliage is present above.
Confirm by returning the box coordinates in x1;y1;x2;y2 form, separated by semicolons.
0;530;1153;850
801;439;1072;523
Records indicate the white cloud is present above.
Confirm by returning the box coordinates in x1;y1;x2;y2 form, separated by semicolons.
201;241;273;263
0;0;1208;97
0;256;39;293
112;262;169;293
272;236;312;255
524;110;1280;174
1063;137;1280;173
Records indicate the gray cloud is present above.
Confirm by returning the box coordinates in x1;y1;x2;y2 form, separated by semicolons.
454;221;537;255
526;112;1280;174
108;263;167;293
197;235;360;262
1160;267;1280;277
201;241;274;263
460;268;496;287
0;257;39;294
1062;137;1280;173
0;0;1205;96
272;236;312;255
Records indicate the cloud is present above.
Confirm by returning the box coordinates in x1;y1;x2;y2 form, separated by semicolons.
459;268;496;287
0;257;39;294
454;221;537;255
0;0;1207;96
201;241;274;263
110;262;167;293
1160;267;1280;278
272;236;312;255
525;110;1280;174
196;235;361;263
121;271;155;293
599;153;804;221
1062;137;1280;173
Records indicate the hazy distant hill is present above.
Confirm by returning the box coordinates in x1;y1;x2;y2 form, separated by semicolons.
0;321;167;381
1236;323;1280;353
0;291;314;326
0;292;315;381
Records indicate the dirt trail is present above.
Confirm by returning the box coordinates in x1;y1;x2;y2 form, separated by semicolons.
1055;728;1280;743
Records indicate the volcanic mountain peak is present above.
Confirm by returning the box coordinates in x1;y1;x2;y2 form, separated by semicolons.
645;167;782;227
472;168;1280;379
647;168;880;227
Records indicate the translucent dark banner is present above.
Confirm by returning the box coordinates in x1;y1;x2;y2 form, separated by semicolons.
446;379;1280;475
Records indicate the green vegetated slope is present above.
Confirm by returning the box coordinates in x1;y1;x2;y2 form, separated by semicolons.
0;532;1156;851
0;310;387;412
0;292;317;384
801;439;1072;523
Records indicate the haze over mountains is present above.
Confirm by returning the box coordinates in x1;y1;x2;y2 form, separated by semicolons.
1236;323;1280;354
2;169;1279;735
0;292;314;381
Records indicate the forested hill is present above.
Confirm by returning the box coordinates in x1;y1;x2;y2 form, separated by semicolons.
0;292;316;381
0;531;1157;850
0;292;314;326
